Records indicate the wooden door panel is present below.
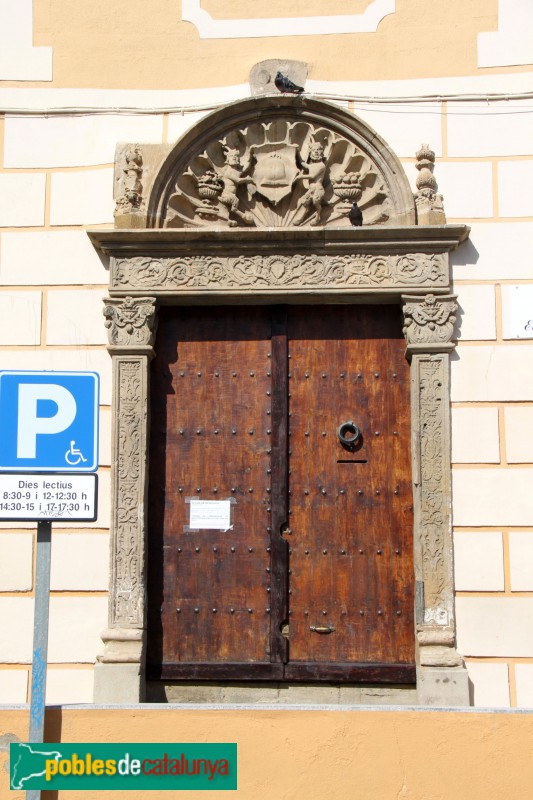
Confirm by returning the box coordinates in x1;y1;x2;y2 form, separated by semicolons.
148;306;273;669
287;306;414;667
148;304;415;682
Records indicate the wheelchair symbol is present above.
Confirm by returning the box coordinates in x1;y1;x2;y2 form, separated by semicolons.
65;440;87;465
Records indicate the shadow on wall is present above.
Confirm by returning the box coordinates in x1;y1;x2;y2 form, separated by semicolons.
450;237;480;267
453;299;464;342
468;675;475;706
450;235;479;342
94;248;110;274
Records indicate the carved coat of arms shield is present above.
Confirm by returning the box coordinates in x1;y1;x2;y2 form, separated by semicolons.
250;143;300;204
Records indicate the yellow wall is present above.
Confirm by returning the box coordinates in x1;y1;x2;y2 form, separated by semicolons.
12;0;524;90
2;707;533;799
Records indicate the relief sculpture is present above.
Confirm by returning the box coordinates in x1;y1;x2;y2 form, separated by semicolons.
162;119;390;229
111;253;448;292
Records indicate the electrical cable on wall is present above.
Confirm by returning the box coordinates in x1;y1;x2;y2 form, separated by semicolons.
0;90;532;117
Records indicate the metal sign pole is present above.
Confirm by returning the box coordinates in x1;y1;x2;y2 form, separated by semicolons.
0;370;99;796
26;520;52;800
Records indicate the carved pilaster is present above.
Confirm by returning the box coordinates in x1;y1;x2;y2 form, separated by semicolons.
103;296;157;353
110;357;149;629
404;290;467;701
95;297;156;703
410;353;464;675
402;294;457;355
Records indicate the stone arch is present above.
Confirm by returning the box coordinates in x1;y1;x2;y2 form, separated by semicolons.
146;95;416;230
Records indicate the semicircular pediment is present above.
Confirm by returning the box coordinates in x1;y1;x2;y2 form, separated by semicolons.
147;96;416;229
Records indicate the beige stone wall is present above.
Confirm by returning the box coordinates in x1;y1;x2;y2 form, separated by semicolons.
1;1;533;709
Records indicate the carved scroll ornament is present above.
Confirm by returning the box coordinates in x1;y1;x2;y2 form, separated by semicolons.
103;296;157;347
162;119;391;229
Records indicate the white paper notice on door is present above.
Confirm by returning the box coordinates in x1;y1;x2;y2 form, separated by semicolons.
187;499;233;531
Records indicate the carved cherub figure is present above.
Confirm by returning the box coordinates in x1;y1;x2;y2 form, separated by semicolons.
217;147;254;225
294;142;327;226
115;145;143;215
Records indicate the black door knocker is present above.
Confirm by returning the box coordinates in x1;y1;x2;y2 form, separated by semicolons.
337;420;361;450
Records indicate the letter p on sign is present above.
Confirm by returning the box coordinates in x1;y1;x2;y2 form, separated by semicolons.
17;384;77;459
0;372;99;472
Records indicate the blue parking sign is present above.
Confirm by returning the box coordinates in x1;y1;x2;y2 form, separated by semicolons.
0;372;99;472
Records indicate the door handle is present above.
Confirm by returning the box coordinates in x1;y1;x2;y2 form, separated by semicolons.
309;625;336;634
337;420;361;449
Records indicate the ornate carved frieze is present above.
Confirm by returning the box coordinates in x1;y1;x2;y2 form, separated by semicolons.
402;294;457;352
103;296;157;348
110;252;448;293
161;118;392;229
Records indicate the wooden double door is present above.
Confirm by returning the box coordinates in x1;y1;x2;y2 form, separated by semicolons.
147;304;415;683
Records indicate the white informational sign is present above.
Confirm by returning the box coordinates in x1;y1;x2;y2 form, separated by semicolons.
501;284;533;340
188;499;232;531
0;473;97;521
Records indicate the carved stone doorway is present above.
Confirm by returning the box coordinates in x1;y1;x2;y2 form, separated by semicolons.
89;95;470;705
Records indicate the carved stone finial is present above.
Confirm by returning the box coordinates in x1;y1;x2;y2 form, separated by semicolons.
415;144;437;192
115;145;144;218
402;294;457;352
414;144;446;225
103;296;157;348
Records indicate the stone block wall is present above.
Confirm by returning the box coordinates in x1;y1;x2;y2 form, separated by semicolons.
0;111;124;704
439;107;533;704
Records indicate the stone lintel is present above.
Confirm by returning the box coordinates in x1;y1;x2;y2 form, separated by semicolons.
88;224;470;258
